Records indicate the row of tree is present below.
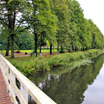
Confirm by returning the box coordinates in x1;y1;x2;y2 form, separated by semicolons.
0;0;104;58
0;27;34;50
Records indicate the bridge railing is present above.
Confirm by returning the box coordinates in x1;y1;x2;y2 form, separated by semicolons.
0;54;56;104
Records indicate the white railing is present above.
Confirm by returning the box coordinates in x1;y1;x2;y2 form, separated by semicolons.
0;54;56;104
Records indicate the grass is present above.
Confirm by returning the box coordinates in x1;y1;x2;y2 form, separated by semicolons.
19;48;57;53
7;49;104;76
0;48;57;54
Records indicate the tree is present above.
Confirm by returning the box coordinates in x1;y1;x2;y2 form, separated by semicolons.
51;0;70;52
0;26;10;55
88;19;103;49
0;0;30;58
28;0;57;56
67;0;84;51
15;28;34;50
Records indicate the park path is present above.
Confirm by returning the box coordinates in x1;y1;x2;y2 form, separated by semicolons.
0;68;11;104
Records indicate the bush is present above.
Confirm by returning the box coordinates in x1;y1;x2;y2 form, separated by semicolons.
7;49;104;76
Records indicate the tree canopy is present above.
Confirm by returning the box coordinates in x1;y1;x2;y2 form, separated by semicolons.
0;0;104;57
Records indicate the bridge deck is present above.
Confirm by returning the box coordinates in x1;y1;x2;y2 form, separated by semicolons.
0;69;11;104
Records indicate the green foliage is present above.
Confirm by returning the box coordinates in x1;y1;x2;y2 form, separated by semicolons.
34;56;50;71
7;49;104;76
0;27;34;50
64;0;103;51
0;0;32;57
14;28;34;50
0;0;104;57
30;53;104;104
51;0;70;49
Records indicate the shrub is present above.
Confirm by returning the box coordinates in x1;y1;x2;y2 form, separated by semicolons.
7;49;104;76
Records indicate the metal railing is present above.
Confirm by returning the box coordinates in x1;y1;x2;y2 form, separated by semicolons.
0;54;56;104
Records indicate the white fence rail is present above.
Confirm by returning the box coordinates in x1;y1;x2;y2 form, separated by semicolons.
0;54;56;104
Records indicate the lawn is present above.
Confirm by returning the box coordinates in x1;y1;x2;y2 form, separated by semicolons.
20;48;57;53
0;48;57;54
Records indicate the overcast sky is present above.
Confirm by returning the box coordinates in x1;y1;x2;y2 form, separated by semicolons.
76;0;104;35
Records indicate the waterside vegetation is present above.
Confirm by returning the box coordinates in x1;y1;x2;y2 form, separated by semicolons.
8;49;104;76
0;0;104;77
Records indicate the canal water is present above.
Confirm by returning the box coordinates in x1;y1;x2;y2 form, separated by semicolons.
29;54;104;104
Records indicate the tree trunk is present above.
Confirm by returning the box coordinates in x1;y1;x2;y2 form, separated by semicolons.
34;33;38;57
40;44;41;53
92;34;96;49
57;41;59;52
5;36;10;56
60;45;64;53
11;34;14;58
8;10;16;58
50;43;52;55
40;36;42;53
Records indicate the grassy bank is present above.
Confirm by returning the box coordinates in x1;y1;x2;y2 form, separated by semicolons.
7;49;104;76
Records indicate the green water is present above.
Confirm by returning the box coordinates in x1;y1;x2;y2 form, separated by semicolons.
29;54;104;104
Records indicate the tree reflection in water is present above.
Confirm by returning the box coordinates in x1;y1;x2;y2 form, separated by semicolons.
29;54;104;104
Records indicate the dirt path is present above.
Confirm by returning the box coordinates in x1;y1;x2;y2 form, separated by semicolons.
14;51;60;57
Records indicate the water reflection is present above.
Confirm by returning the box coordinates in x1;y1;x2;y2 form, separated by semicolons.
82;64;104;104
29;54;104;104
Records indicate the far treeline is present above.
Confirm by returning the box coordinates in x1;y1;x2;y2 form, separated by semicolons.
0;0;104;58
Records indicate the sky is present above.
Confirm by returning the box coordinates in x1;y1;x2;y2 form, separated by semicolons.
76;0;104;35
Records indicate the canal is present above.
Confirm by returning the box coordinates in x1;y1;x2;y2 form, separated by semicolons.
29;54;104;104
